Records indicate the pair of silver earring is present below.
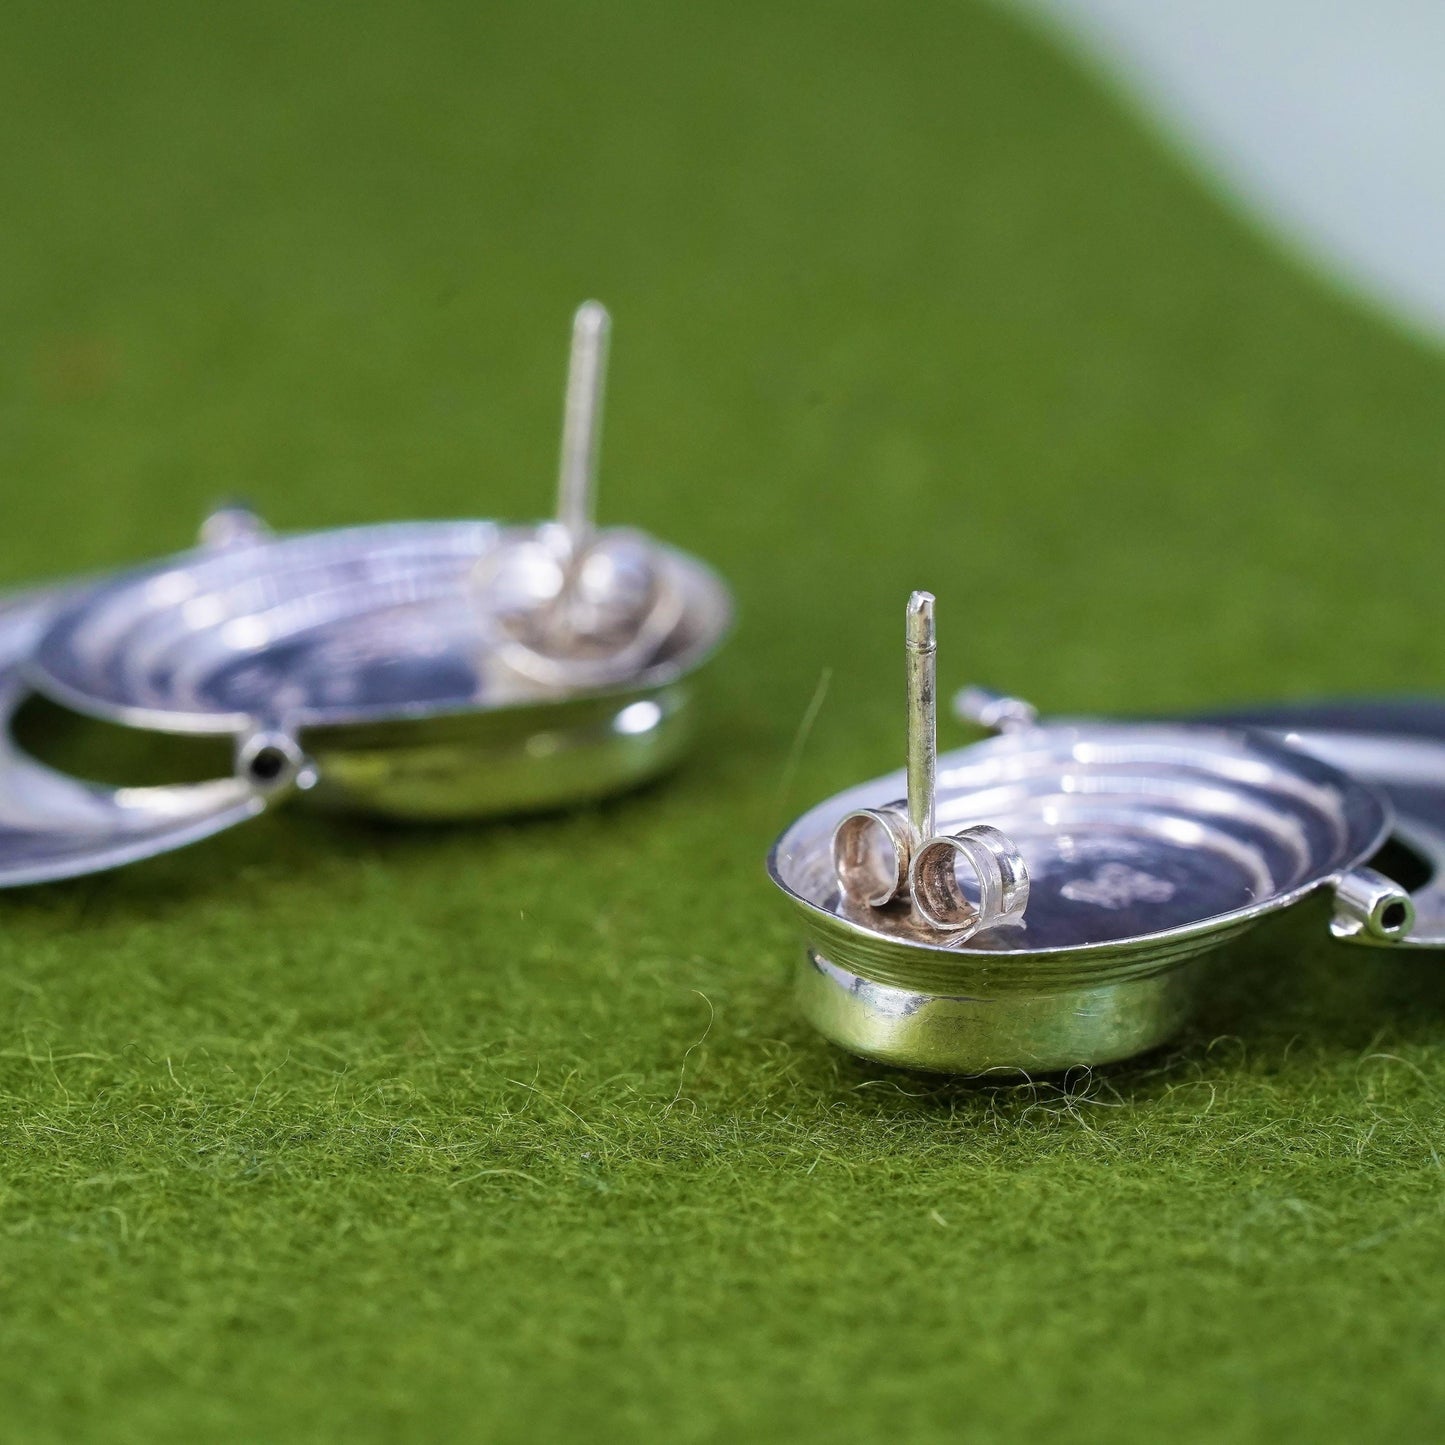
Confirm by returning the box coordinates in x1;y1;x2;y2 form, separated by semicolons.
5;295;1442;1084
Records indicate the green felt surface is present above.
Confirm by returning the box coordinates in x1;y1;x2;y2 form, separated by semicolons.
3;1;1445;1439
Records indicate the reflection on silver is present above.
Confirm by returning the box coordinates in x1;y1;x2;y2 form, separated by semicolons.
196;501;271;552
1060;862;1177;909
1195;705;1445;949
911;823;1030;933
775;665;1416;1074
954;685;1038;734
0;589;283;887
25;305;733;821
1330;863;1415;943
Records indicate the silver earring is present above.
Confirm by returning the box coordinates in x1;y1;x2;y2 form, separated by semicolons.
771;589;1423;1076
0;302;732;889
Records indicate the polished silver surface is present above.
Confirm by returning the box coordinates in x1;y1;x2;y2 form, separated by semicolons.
25;519;729;820
953;685;1038;734
773;690;1401;1073
30;520;728;735
910;823;1030;934
25;303;733;819
1197;700;1445;949
483;525;692;692
197;501;271;552
785;719;1390;964
832;803;912;909
809;593;1439;1057
1331;863;1415;942
0;588;280;887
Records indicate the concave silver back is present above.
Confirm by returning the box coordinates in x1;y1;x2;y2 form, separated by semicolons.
769;721;1392;1074
27;521;733;819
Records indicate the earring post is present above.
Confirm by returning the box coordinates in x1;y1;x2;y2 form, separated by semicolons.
555;300;611;545
905;590;936;844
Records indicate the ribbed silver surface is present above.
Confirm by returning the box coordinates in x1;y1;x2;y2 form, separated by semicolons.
0;588;268;886
28;521;732;735
770;721;1389;994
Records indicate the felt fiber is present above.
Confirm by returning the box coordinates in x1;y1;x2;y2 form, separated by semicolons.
2;1;1444;1439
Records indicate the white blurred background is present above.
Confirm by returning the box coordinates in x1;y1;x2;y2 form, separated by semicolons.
1010;0;1445;344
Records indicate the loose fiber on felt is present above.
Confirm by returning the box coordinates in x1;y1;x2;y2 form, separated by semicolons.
2;1;1445;1440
